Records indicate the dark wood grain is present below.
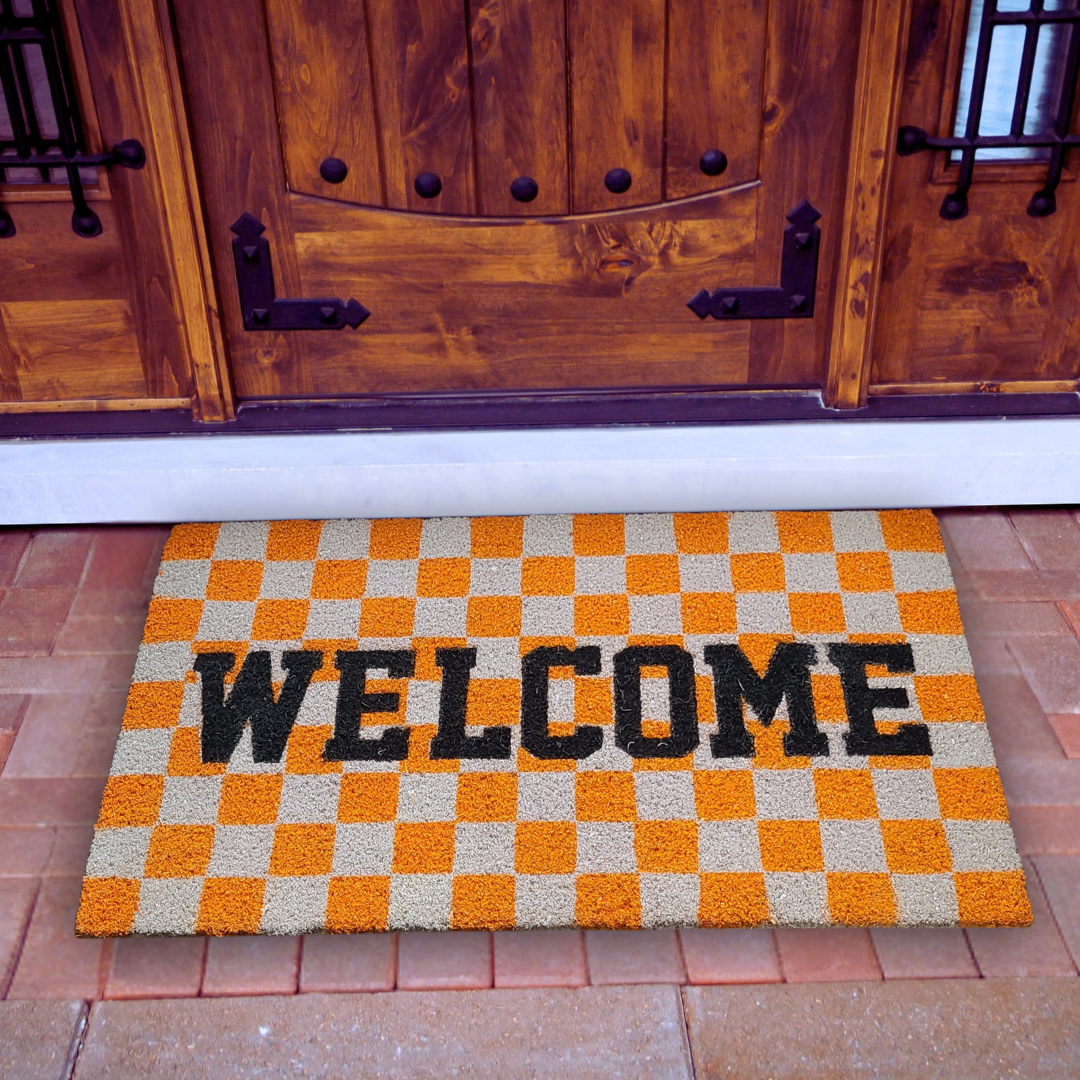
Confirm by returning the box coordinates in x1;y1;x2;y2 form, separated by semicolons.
265;0;384;207
567;0;666;213
468;0;569;216
665;0;767;200
365;0;475;214
0;304;20;401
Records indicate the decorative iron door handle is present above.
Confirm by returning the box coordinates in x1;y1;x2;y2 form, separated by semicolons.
687;200;820;320
231;213;370;331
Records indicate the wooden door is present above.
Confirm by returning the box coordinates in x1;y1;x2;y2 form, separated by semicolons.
0;0;230;420
174;0;863;405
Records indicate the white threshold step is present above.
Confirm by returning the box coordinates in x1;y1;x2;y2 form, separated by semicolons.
0;417;1076;524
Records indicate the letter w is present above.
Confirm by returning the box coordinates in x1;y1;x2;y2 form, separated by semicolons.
194;651;323;764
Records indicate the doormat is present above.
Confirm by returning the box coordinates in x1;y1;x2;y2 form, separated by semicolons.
78;512;1031;935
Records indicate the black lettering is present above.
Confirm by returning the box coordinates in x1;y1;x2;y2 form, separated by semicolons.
521;645;604;760
195;649;323;764
613;645;700;759
827;643;932;756
430;647;512;759
323;649;415;761
703;642;828;758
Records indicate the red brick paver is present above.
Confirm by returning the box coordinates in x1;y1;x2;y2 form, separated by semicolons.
679;929;782;984
870;928;978;980
493;929;588;988
585;929;686;985
1034;854;1080;968
299;934;396;993
105;938;205;999
397;931;492;990
202;937;301;997
775;928;882;983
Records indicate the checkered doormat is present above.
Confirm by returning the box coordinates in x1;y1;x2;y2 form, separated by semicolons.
77;511;1031;935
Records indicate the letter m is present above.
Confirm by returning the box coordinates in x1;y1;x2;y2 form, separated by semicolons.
193;650;323;764
703;642;828;758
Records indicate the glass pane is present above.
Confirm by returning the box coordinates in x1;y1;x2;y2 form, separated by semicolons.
22;44;58;141
996;0;1029;11
1045;0;1079;12
0;89;12;141
11;0;36;15
1026;23;1073;134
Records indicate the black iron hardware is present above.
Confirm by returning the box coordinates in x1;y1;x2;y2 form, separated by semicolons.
897;0;1080;219
604;168;632;194
0;0;145;237
687;200;820;320
510;175;538;202
319;157;348;184
415;172;442;198
231;213;369;331
699;149;728;177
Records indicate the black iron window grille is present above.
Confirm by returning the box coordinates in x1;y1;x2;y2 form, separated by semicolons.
0;0;144;237
898;0;1080;219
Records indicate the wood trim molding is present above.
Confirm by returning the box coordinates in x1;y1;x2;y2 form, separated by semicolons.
0;397;191;413
823;0;913;409
114;0;234;421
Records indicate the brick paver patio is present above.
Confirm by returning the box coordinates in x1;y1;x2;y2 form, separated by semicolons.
1;510;1078;1077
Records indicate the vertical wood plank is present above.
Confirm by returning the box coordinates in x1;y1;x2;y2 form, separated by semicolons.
747;0;863;386
366;0;475;214
171;0;309;397
824;0;913;408
665;0;768;200
468;0;569;216
265;0;385;207
0;306;20;402
567;0;666;213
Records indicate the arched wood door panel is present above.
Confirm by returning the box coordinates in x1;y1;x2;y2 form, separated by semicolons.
265;0;768;216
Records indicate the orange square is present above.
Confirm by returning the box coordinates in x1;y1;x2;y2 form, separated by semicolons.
574;594;630;636
826;872;897;925
881;819;952;873
626;554;680;595
267;520;322;561
196;877;265;934
698;872;770;927
457;773;518;821
673;512;728;554
75;877;140;937
738;634;795;673
466;679;521;726
311;559;367;600
730;553;785;592
576;873;641;929
392;821;455;873
400;724;458;772
897;591;964;634
270;823;335;876
451;874;516;929
143;598;203;643
576;772;636;821
748;720;810;771
694;771;756;819
417;557;471;597
206;560;263;601
776;511;834;553
252;599;310;640
305;639;356;681
122;682;183;730
96;775;165;828
466;596;522;637
359;597;416;637
681;592;736;635
471;516;524;557
914;674;985;722
168;726;226;776
955;870;1032;926
338;773;399;822
934;767;1009;820
635;820;698;872
145;824;215;878
517;746;576;772
789;592;846;633
573;514;625;555
811;673;847;722
576;676;614;726
515;821;576;874
758;820;824;872
285;725;341;774
326;876;391;931
161;522;220;561
880;509;945;552
836;551;894;592
369;518;422;559
218;773;283;825
412;637;469;681
813;769;878;818
522;556;575;595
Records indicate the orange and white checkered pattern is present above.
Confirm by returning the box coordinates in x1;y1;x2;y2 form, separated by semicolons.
77;511;1031;935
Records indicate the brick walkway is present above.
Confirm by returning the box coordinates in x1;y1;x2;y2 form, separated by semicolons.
1;511;1078;1077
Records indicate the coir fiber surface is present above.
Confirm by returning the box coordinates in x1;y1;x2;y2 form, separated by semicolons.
77;511;1031;935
